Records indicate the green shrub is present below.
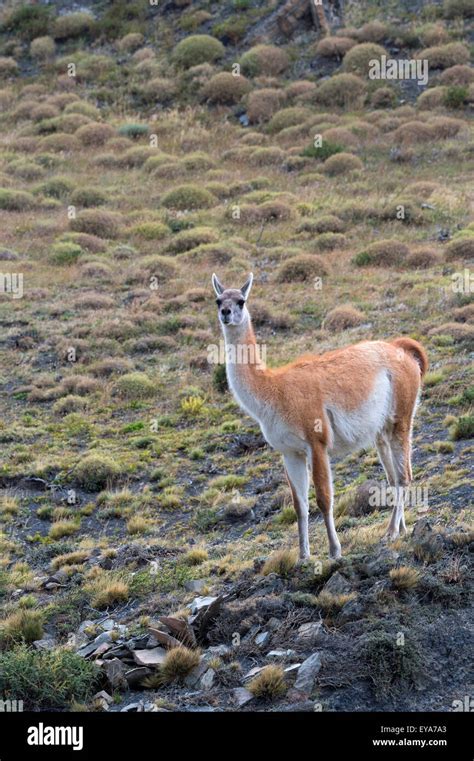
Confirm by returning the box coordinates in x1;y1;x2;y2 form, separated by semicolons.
7;159;45;181
1;6;51;41
443;85;468;108
0;645;99;709
117;32;145;52
315;36;356;58
129;221;169;240
212;15;249;44
49;241;83;265
117;123;149;139
70;210;123;238
115;372;156;400
70;187;107;207
0;189;34;211
301;142;342;165
267;107;312;133
240;44;289;76
247;87;284;123
353;240;409;267
30;36;56;61
276;254;328;283
173;35;224;68
74;454;120;491
76;122;115;146
37;177;74;199
420;43;470;69
445;236;474;261
0;57;18;78
443;0;474;18
323;152;363;176
53;12;94;40
343;43;387;76
166;226;218;254
317;74;367;108
371;86;397;108
139;77;177;104
161;185;217;210
360;630;425;700
201;72;250;104
64;100;101;118
449;415;474;440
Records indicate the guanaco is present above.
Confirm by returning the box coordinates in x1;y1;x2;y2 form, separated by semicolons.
212;273;428;560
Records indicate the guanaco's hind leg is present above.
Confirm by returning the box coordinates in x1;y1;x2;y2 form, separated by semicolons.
283;451;310;560
386;425;413;540
311;442;341;560
376;431;397;486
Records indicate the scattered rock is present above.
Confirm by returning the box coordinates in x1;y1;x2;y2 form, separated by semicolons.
125;666;153;687
126;635;149;650
92;690;113;711
33;637;56;651
293;652;322;698
243;665;265;681
191;596;218;615
78;620;95;634
364;547;399;577
200;668;216;690
121;700;161;712
255;631;271;648
339;597;365;622
132;647;167;667
184;655;213;687
266;617;282;631
266;649;297;661
157;616;197;647
184;579;206;593
208;644;231;657
76;631;113;658
102;658;128;690
281;701;315;712
283;663;302;681
233;687;254;707
189;595;224;639
323;571;352;595
297;621;323;644
149;628;182;650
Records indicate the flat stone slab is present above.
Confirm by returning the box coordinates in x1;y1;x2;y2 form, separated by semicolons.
132;647;167;667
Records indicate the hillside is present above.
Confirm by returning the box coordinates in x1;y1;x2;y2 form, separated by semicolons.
0;0;472;713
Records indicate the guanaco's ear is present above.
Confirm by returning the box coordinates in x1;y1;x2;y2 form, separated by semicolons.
212;273;225;297
240;272;253;301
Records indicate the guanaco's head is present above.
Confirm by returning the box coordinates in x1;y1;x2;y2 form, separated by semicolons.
212;273;253;328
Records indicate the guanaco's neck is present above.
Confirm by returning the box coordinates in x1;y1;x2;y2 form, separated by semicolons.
221;314;269;422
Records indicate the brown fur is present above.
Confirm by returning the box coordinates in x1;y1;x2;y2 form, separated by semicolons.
213;276;428;557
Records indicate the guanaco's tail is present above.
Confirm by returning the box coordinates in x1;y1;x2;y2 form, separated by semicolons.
391;337;429;379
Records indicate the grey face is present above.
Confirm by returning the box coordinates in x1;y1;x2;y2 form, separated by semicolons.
212;273;253;327
212;273;253;325
216;289;247;326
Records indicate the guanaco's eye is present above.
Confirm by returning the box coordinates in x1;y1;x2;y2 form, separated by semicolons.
237;299;245;308
216;299;222;307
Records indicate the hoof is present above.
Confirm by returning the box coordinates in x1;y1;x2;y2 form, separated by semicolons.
329;545;342;560
296;555;311;567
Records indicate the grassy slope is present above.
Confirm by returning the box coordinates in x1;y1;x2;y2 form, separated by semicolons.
0;0;472;711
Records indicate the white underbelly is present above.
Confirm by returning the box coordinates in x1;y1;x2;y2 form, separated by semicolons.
326;370;393;457
260;415;307;455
